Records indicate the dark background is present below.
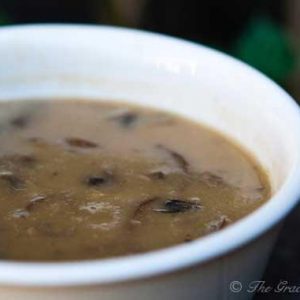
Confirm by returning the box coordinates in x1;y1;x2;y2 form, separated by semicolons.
0;1;299;298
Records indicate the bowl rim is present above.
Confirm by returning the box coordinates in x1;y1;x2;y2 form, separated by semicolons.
1;24;300;287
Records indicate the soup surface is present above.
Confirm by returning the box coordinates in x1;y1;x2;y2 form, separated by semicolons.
0;99;270;261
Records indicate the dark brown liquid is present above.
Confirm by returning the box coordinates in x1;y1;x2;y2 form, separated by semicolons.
0;100;270;261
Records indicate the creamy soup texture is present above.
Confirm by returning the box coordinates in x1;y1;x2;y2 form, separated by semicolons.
0;99;270;261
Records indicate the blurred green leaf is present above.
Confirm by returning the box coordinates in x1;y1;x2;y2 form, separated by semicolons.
0;10;10;25
234;17;296;83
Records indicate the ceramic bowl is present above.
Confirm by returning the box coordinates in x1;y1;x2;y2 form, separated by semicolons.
0;25;300;299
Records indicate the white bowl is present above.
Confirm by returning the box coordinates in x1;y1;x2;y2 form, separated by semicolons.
0;24;300;300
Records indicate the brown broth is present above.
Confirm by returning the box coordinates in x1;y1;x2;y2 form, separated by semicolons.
0;99;270;261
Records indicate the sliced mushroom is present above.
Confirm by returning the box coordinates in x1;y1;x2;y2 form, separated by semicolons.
12;209;30;219
10;115;30;129
85;170;115;187
132;197;158;219
0;171;25;190
206;215;231;233
199;171;225;187
153;199;202;213
65;137;98;148
132;197;202;220
25;195;47;211
147;170;166;180
1;154;37;167
109;111;138;128
156;145;189;173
